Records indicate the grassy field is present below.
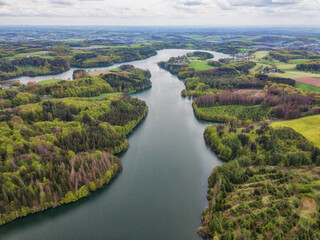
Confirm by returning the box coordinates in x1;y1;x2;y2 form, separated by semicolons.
252;51;320;79
270;70;320;79
189;60;215;71
5;51;54;60
37;79;63;85
289;59;311;64
88;92;122;99
253;51;269;59
271;115;320;148
296;82;320;92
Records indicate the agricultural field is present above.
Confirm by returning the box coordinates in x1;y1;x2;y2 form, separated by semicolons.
296;81;320;92
270;71;320;81
271;115;320;148
189;60;215;71
252;50;320;86
37;79;63;85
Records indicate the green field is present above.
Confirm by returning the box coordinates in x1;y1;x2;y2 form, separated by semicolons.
271;115;320;148
252;51;320;79
296;82;320;92
253;51;269;59
289;59;311;64
189;60;215;71
5;52;54;60
37;79;63;85
88;92;122;99
270;70;320;79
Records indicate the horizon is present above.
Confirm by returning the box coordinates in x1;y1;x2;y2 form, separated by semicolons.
0;0;320;26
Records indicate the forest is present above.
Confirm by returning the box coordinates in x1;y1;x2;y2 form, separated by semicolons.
0;66;149;225
1;29;320;239
159;49;320;239
0;43;158;80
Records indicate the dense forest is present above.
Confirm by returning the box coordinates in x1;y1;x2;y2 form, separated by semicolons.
14;64;151;99
0;44;157;80
0;66;149;225
159;50;320;239
199;124;320;239
297;60;320;72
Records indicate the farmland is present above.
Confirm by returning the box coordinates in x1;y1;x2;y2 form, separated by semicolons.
295;81;320;92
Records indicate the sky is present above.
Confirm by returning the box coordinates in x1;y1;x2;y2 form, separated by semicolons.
0;0;319;26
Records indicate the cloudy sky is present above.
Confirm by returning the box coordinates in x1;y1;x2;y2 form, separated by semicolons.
0;0;319;26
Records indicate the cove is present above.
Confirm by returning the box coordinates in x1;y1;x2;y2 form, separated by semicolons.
0;49;229;240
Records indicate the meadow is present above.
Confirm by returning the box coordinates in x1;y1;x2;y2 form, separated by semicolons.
189;60;215;71
271;114;320;148
37;79;63;85
295;82;320;92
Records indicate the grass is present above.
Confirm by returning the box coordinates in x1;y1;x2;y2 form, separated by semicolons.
5;52;54;60
88;92;122;99
37;79;63;85
271;115;320;148
189;60;215;71
295;82;320;92
110;68;122;72
252;51;320;79
253;51;269;59
289;59;311;64
270;71;320;79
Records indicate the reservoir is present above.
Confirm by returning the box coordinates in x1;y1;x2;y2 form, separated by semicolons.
1;49;228;240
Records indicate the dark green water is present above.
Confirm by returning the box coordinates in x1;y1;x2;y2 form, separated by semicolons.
0;49;228;240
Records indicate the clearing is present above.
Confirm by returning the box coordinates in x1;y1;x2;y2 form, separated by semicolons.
37;79;63;85
189;61;215;71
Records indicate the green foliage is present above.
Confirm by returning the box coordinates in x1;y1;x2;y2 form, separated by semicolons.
0;57;70;80
201;164;320;239
204;124;319;165
194;104;272;122
269;50;320;62
0;87;148;225
30;65;151;98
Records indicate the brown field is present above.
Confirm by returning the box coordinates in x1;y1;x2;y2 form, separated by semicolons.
294;77;320;87
233;89;266;97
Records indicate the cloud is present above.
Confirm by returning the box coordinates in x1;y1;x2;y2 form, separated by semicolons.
0;0;319;26
50;0;73;5
227;0;299;7
0;1;7;6
181;0;207;6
